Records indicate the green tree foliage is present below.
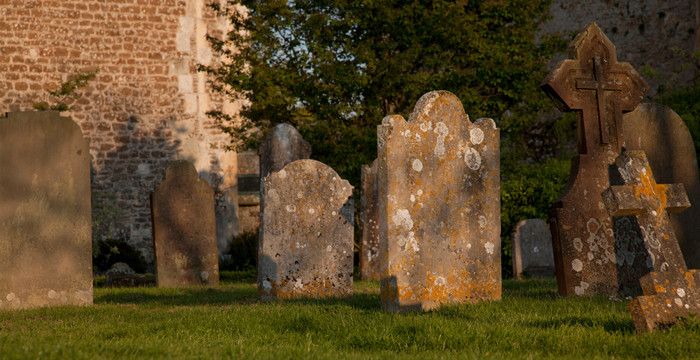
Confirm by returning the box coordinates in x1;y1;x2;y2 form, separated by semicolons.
202;0;563;184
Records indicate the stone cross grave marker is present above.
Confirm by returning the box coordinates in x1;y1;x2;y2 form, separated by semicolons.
623;103;700;269
378;90;501;312
0;112;92;309
361;159;380;280
258;159;354;299
603;150;700;332
542;22;649;296
152;160;219;287
258;123;312;180
512;219;555;279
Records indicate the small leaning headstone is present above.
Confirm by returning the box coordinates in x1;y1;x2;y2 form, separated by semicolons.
360;159;380;280
151;160;219;287
0;111;92;309
603;150;700;332
512;219;555;279
258;159;354;299
378;90;501;312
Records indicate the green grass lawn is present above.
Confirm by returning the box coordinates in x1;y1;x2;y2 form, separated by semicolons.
1;274;699;359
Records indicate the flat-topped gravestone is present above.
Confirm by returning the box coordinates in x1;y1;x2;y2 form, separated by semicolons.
512;219;555;279
258;123;312;180
542;23;649;297
360;159;380;280
258;159;354;299
378;91;501;312
623;103;700;269
152;160;219;287
0;111;92;309
603;150;700;332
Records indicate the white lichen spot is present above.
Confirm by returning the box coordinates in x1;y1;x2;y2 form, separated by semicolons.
674;298;683;307
415;133;422;141
417;189;423;196
262;280;272;293
434;122;449;157
434;276;447;286
572;259;583;272
685;304;691;309
402;129;411;137
587;252;594;261
200;271;210;281
392;209;414;230
420;121;433;132
466;243;472;250
410;194;416;202
332;211;337;216
412;159;423;172
478;215;487;229
464;147;481;170
574;281;589;295
308;208;315;214
485;242;495;254
48;290;58;299
297;192;303;199
677;288;686;298
327;245;332;252
533;246;540;253
6;293;16;301
293;278;304;290
277;169;287;179
285;204;296;213
573;238;583;252
470;128;484;145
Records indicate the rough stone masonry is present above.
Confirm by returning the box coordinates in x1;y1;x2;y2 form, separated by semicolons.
0;112;92;309
152;160;219;287
378;91;501;312
258;160;354;300
543;23;649;297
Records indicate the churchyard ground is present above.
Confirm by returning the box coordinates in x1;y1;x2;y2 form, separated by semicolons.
0;273;698;359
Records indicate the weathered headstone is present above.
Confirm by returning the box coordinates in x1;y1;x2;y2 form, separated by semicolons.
152;160;219;287
512;219;555;279
542;23;649;296
623;103;700;269
603;150;700;332
377;90;501;312
0;111;92;309
361;159;380;280
258;123;312;180
258;159;354;299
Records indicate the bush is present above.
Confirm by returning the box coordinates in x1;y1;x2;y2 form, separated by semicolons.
93;238;148;274
221;232;258;271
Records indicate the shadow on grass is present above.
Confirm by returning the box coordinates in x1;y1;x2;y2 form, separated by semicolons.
280;292;382;312
96;286;259;306
528;316;635;334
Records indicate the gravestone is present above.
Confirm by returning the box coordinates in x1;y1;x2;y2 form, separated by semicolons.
542;23;649;296
603;150;700;332
0;111;92;309
258;123;312;180
512;219;555;279
258;159;354;299
152;160;219;287
623;103;700;269
378;90;501;312
361;159;380;280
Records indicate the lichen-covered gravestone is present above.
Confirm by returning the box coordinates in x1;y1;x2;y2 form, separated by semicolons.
512;219;555;279
361;159;380;280
603;150;700;332
378;90;501;312
258;159;354;299
258;123;312;180
0;111;92;309
542;23;649;297
152;160;219;287
623;103;700;269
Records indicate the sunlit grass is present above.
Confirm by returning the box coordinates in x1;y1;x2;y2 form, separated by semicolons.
0;274;698;359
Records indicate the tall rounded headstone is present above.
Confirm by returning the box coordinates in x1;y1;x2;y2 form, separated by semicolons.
0;111;92;309
258;123;312;180
623;103;700;269
151;161;219;287
258;160;354;299
378;91;501;312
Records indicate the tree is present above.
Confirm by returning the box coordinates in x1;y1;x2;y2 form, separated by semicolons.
201;0;563;187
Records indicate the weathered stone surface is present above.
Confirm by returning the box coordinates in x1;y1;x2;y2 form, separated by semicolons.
377;91;501;312
259;123;312;180
258;160;353;299
512;219;555;279
603;150;700;333
152;160;219;287
623;103;700;269
542;23;649;297
361;159;380;280
0;111;92;309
